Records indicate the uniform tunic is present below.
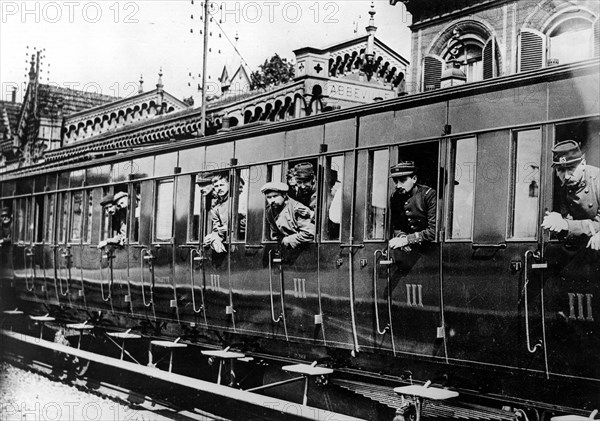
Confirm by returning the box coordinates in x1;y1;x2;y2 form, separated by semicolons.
209;195;230;240
558;164;600;240
265;198;315;244
390;184;437;245
294;187;317;212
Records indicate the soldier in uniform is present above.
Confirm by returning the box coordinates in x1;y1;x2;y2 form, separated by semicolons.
291;162;317;212
541;140;600;247
203;172;230;253
98;194;126;248
261;181;315;249
388;161;437;250
0;207;12;246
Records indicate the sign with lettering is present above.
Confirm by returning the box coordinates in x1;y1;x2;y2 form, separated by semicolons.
325;81;394;102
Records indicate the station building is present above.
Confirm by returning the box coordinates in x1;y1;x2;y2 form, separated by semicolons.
1;0;598;172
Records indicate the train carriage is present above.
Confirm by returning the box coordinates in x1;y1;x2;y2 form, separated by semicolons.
1;57;599;418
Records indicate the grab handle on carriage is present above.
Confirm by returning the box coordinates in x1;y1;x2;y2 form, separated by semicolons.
523;250;542;354
57;246;71;297
189;248;206;315
140;248;155;307
24;246;35;292
373;249;392;336
268;249;289;340
99;247;113;302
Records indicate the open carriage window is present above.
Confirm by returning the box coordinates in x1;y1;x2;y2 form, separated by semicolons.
190;174;211;243
448;137;476;240
287;159;318;213
366;149;389;240
322;155;344;241
509;129;541;239
154;180;174;242
262;164;283;242
552;118;600;220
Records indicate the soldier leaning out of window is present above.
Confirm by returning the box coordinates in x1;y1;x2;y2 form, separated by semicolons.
388;161;437;251
541;140;600;251
0;207;12;246
97;192;127;248
261;182;315;249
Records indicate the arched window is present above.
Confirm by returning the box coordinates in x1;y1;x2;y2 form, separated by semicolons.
423;22;500;91
519;13;598;72
443;41;484;82
548;18;594;65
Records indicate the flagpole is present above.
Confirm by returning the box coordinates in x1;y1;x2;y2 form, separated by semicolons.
200;0;209;136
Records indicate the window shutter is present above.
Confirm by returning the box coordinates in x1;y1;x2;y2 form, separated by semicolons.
518;29;545;72
423;55;443;91
594;17;600;57
483;38;496;79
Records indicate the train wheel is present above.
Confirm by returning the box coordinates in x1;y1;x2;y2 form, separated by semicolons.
393;404;417;421
72;357;90;377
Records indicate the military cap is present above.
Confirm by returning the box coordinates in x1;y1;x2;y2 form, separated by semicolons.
0;207;10;217
389;161;417;178
114;191;128;202
552;140;584;167
260;182;289;194
100;194;114;206
293;162;315;181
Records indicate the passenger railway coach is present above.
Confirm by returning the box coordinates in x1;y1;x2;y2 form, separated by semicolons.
1;58;599;419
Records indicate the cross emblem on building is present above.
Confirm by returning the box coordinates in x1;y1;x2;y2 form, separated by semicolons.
314;63;323;74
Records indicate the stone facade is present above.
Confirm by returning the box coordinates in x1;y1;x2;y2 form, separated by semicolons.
392;0;600;93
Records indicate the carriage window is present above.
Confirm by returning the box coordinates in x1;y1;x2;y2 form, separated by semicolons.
83;190;93;243
100;187;111;241
130;183;141;243
323;155;344;241
366;149;389;240
448;137;476;240
288;160;318;212
268;164;282;182
190;179;203;242
155;180;174;242
45;195;55;243
15;198;28;242
510;129;541;239
190;174;213;242
233;169;248;242
70;191;83;242
33;196;45;243
57;193;69;243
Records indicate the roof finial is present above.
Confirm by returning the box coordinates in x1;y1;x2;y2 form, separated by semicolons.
156;67;164;91
139;74;144;93
366;1;377;35
28;53;37;82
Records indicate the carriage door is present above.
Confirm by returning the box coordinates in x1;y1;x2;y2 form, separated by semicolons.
543;119;600;383
67;187;88;310
54;189;72;307
442;131;546;372
351;143;444;356
13;195;32;299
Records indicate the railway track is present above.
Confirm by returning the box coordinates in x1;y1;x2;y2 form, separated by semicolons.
0;329;364;420
2;350;230;421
